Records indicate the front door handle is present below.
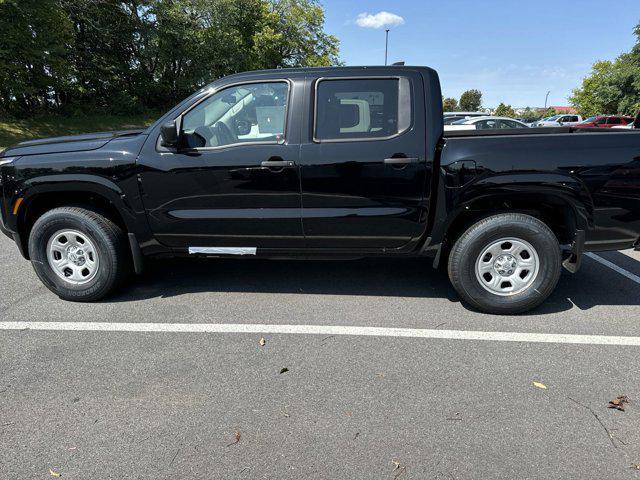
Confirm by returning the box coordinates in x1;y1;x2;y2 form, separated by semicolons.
261;160;296;168
383;157;420;165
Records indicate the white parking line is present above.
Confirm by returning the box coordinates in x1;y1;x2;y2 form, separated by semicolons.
585;252;640;285
2;321;640;346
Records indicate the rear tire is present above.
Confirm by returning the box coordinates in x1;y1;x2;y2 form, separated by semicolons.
448;213;561;314
28;207;129;302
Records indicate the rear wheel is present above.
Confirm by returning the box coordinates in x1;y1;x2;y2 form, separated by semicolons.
28;207;129;301
448;213;561;314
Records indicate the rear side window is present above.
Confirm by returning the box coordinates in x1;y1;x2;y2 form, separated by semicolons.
608;117;622;125
314;78;411;141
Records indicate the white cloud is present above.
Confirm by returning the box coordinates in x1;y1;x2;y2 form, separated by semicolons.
355;11;405;29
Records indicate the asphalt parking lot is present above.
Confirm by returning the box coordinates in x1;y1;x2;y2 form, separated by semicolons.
2;234;640;479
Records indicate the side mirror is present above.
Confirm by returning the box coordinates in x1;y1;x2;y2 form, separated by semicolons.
160;120;179;147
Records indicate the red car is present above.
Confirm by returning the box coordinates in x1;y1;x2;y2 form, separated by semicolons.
574;115;635;128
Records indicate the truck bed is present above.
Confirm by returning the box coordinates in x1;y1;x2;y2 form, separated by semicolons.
438;126;640;252
444;126;638;137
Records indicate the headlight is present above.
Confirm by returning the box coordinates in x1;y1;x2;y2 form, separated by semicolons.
0;157;17;166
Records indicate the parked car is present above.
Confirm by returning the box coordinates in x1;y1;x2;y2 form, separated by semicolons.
2;66;640;315
445;116;529;131
614;111;640;129
574;115;635;128
443;116;467;125
530;114;583;127
444;111;488;119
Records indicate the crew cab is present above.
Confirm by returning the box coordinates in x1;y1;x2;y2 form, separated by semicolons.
2;66;640;314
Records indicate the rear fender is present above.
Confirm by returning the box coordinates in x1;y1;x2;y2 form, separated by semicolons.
431;171;594;250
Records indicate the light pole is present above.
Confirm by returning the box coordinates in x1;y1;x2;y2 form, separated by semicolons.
385;29;390;65
544;91;551;110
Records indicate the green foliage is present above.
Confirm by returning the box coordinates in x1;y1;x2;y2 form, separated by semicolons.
519;107;544;122
570;23;640;117
0;0;340;116
442;97;459;112
494;102;516;118
459;89;482;111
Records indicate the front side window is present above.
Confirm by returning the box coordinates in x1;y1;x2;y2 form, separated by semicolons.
314;78;411;141
181;82;289;149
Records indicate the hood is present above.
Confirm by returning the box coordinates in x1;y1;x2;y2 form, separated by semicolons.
0;129;147;158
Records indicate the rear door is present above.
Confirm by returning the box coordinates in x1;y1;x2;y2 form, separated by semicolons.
299;71;428;249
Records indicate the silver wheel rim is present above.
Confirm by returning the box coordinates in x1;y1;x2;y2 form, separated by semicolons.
46;229;100;285
475;237;540;296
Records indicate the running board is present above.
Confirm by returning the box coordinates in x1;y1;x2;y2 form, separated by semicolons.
188;247;257;256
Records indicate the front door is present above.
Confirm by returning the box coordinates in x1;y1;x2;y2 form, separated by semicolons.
299;73;429;249
138;80;304;250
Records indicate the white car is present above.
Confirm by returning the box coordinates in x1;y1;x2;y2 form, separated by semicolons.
530;114;583;127
443;112;489;125
444;116;530;131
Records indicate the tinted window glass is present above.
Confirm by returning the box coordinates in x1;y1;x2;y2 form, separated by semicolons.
501;120;525;129
608;117;622;125
315;78;410;141
476;119;498;129
182;82;288;148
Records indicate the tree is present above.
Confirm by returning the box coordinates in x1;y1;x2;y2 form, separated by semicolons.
494;102;516;118
459;89;482;111
570;22;640;116
0;0;74;115
0;0;341;116
442;97;458;112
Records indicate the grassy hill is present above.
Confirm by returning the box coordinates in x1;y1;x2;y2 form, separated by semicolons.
0;112;160;150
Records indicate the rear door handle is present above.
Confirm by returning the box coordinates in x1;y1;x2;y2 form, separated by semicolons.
383;157;420;165
261;160;296;168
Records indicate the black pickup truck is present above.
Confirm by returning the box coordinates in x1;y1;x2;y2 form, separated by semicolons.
1;66;640;314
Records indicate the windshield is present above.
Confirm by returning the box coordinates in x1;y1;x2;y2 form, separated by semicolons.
544;115;561;122
444;116;466;124
579;117;598;124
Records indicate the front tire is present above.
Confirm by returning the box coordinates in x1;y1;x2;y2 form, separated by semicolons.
448;213;561;314
28;207;129;302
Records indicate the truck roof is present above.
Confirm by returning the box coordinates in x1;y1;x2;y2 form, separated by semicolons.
210;65;437;84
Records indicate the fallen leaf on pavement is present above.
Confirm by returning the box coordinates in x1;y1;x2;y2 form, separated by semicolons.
533;382;547;390
608;396;630;411
279;367;289;374
394;466;406;479
392;460;400;471
630;464;640;470
49;469;61;477
259;337;266;346
227;431;241;446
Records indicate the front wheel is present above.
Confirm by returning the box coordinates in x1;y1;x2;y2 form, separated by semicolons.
448;213;561;314
28;207;129;302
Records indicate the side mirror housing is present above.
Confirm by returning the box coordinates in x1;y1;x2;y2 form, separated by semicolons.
160;120;179;147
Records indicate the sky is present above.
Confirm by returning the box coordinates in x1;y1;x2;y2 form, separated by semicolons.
320;0;640;108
